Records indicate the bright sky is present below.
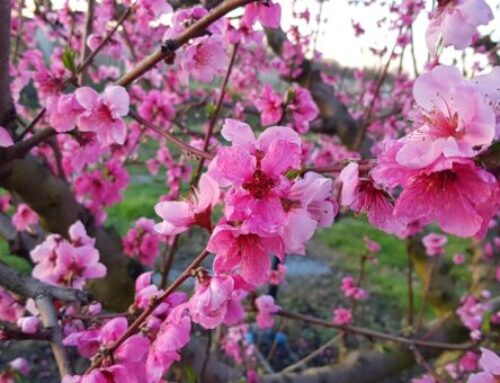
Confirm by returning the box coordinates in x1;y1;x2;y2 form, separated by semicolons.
35;0;500;73
280;0;500;73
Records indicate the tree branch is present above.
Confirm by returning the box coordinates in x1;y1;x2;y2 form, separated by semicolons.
115;0;256;87
0;128;57;165
0;0;12;127
36;295;73;377
0;155;135;311
0;319;51;341
0;262;90;303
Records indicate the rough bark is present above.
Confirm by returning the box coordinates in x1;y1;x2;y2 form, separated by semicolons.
0;0;13;128
0;156;135;311
0;262;90;303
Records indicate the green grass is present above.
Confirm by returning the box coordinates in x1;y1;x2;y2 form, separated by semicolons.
106;173;166;235
316;216;472;313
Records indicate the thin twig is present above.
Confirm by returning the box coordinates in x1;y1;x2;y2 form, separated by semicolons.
0;319;51;341
36;295;73;377
18;107;47;140
77;7;133;75
78;0;96;84
0;128;57;165
192;42;240;184
277;309;473;351
407;248;414;328
115;0;256;87
416;261;436;332
411;345;446;383
281;333;341;373
87;249;210;372
160;234;180;288
128;111;213;160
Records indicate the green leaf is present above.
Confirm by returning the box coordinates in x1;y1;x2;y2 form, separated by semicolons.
62;47;77;75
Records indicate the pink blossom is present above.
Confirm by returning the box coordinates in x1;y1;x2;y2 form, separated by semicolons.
453;253;466;265
422;233;448;256
365;237;381;253
339;162;404;237
254;84;283;126
472;67;500;137
457;295;484;332
9;358;29;375
0;127;13;147
412;375;436;383
208;223;284;286
341;276;368;301
255;295;280;329
12;203;39;232
17;316;40;334
135;0;172;28
392;158;498;238
396;66;495;168
65;318;150;382
0;287;24;323
269;264;287;285
426;0;493;55
146;305;192;383
52;242;107;289
208;119;302;237
75;85;129;145
467;348;500;383
280;171;336;254
154;173;219;235
332;307;352;325
287;86;319;133
49;94;84;133
243;1;281;28
189;274;234;329
124;218;161;266
31;220;106;289
179;36;228;84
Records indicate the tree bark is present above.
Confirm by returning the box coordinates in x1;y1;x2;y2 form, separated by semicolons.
0;156;135;311
0;0;13;127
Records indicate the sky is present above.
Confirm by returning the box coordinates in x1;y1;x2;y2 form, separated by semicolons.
280;0;500;73
32;0;500;73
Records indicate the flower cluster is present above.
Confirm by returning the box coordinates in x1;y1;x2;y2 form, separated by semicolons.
30;221;106;289
123;218;161;266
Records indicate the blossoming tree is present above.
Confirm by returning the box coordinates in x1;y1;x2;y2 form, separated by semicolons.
0;0;499;382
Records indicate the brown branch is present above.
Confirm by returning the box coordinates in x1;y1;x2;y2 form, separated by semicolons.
88;249;210;371
18;107;47;140
115;0;256;87
0;319;51;341
77;6;133;75
0;155;135;311
192;42;239;184
277;309;472;351
260;318;469;383
36;295;73;377
78;0;96;84
0;128;57;165
0;262;91;303
128;111;214;160
0;0;12;127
